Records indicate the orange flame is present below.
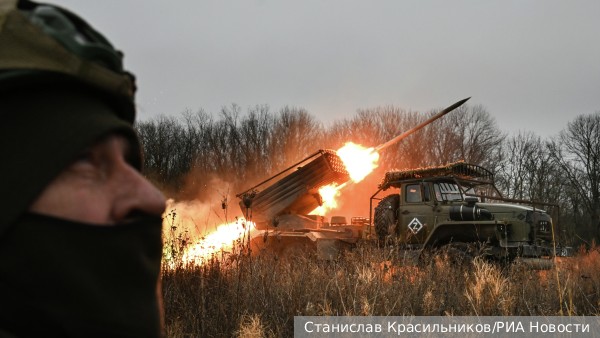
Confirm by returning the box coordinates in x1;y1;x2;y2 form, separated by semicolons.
310;183;340;215
311;142;380;215
181;219;255;266
337;142;380;182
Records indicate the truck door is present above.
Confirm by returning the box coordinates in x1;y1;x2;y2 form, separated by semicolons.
399;182;434;244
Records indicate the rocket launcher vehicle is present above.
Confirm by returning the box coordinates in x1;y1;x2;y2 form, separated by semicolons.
237;97;470;230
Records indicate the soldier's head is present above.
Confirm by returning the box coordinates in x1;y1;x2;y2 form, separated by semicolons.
0;1;165;336
0;0;165;228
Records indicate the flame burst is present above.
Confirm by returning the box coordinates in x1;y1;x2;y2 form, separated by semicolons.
180;219;255;266
311;142;380;215
311;184;341;215
337;142;380;183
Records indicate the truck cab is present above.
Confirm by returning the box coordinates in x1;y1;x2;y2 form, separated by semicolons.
371;162;566;261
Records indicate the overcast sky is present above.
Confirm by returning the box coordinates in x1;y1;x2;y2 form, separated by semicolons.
51;0;599;137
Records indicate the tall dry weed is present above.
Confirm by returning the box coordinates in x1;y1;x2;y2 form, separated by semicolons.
555;247;600;315
162;240;600;337
235;314;273;338
464;257;513;315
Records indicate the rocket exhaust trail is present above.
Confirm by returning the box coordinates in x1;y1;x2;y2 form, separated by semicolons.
374;97;470;152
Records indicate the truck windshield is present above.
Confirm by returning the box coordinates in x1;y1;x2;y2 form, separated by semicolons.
433;182;462;202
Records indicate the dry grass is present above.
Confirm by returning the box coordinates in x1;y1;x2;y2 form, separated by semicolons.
235;314;273;338
464;257;513;315
161;243;600;337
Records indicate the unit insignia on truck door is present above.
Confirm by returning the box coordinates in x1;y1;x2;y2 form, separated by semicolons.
408;217;423;234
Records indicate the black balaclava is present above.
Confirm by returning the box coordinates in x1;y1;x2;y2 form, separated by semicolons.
0;1;164;337
0;214;163;338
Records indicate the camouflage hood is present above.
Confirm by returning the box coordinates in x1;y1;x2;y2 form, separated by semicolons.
0;0;135;115
0;0;141;232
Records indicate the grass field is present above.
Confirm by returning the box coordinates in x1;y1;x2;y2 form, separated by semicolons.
161;242;600;337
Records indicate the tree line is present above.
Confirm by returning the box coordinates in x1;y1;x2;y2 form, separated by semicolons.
135;104;600;246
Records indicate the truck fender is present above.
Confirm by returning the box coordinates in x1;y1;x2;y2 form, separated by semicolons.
422;221;500;249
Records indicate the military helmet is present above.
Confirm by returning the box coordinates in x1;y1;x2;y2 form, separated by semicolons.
0;0;142;230
0;0;136;119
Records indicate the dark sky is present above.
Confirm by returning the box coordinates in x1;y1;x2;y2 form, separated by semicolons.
53;0;600;137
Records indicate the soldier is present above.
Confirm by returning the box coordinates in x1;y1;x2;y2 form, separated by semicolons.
0;0;166;336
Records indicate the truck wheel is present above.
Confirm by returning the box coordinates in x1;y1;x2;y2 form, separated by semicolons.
374;194;400;243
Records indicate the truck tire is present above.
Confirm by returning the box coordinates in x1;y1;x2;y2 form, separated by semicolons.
374;194;400;242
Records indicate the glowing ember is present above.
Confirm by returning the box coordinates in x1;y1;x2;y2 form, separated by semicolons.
337;142;379;182
182;219;255;265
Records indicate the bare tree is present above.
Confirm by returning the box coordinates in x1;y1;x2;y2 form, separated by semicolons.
327;106;427;169
136;115;186;186
496;131;546;200
548;112;600;241
492;131;576;242
269;107;324;172
237;105;275;180
438;104;504;168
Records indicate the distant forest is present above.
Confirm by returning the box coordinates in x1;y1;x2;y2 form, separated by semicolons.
135;104;600;246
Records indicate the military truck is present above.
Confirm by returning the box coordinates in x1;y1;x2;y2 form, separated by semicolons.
372;162;570;264
235;97;570;263
238;157;570;264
